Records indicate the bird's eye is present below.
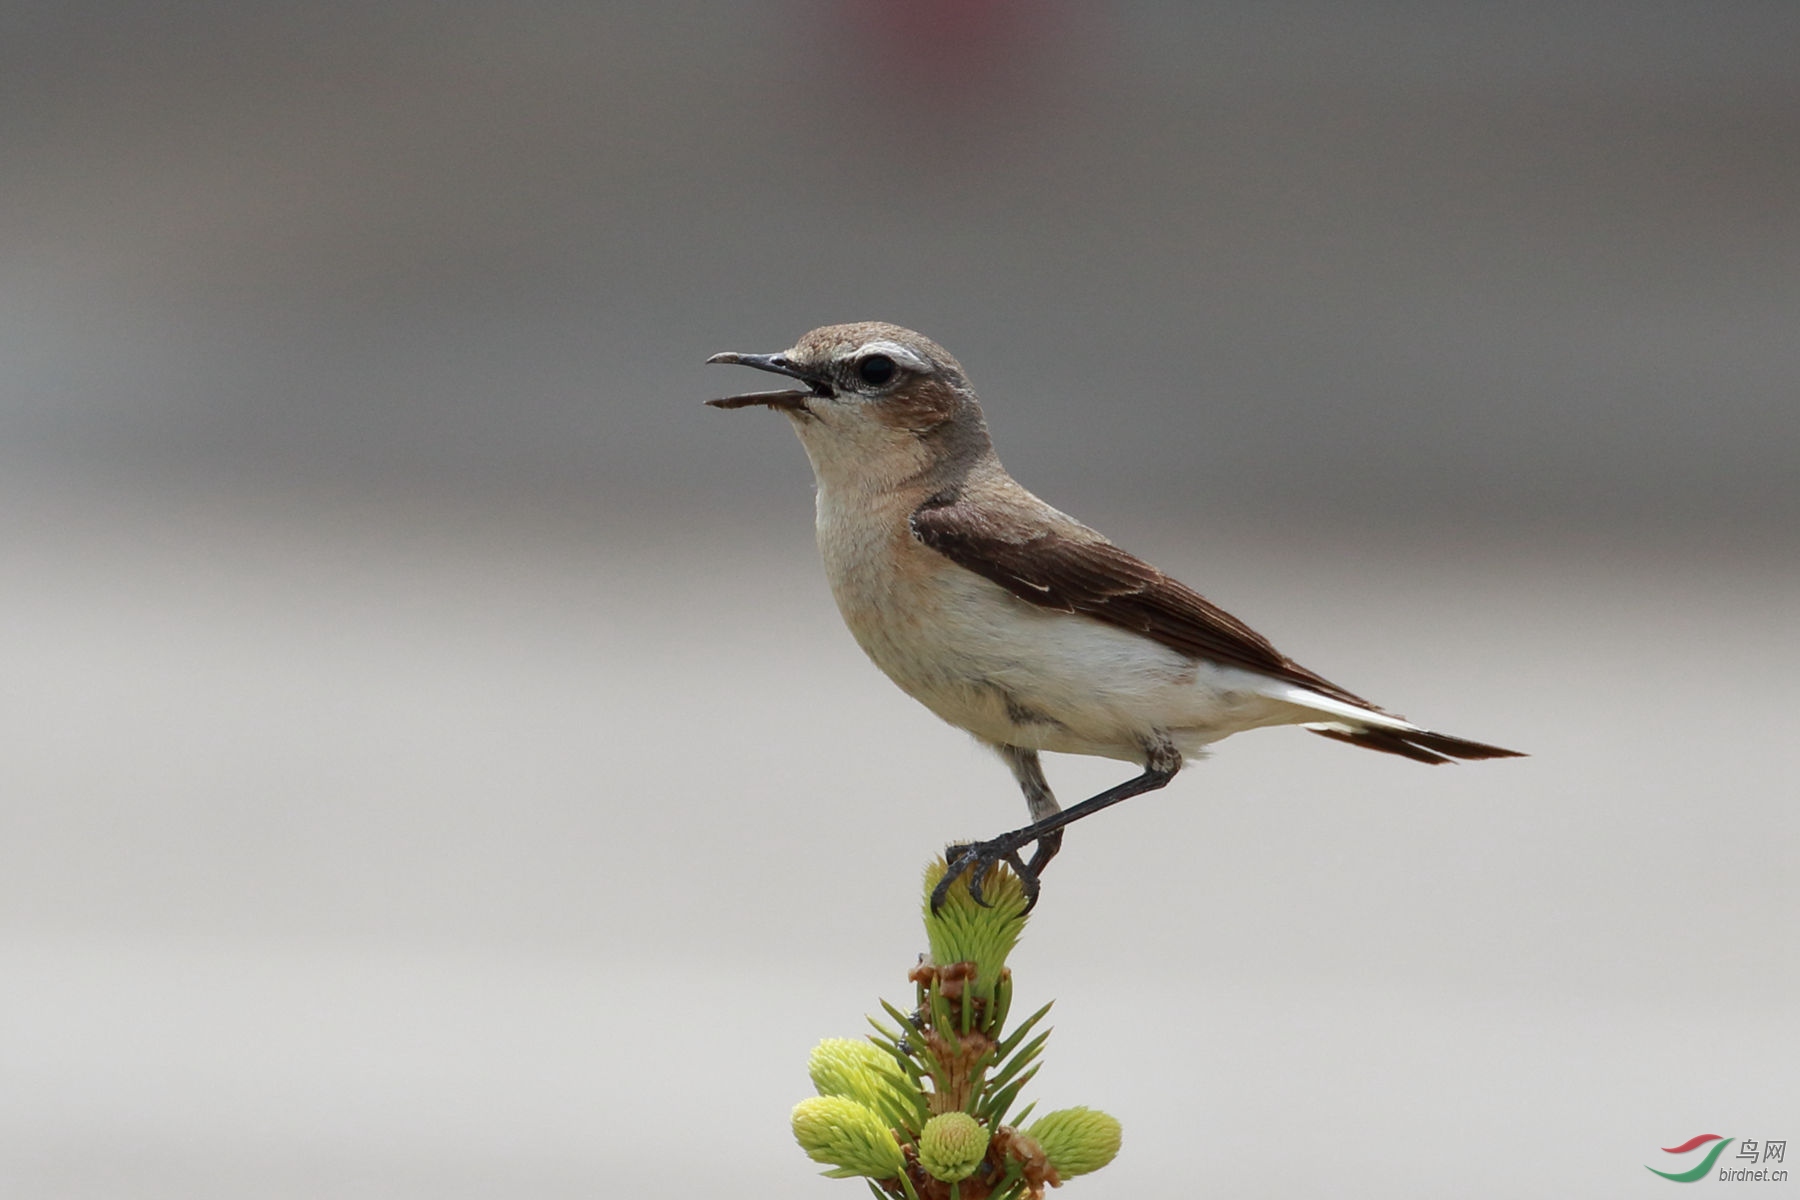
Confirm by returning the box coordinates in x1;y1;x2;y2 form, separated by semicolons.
856;354;898;388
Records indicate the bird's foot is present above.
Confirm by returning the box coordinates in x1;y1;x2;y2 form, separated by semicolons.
932;828;1061;915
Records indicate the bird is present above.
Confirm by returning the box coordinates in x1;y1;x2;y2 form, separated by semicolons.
706;322;1522;911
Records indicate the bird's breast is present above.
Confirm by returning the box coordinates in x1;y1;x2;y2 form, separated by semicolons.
814;485;944;661
815;485;1013;726
811;485;1125;750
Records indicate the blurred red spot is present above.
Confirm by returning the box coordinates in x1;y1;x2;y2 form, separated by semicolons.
847;0;1045;91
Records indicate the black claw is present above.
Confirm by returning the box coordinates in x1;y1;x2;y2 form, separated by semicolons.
1016;861;1042;912
929;843;976;914
931;832;1056;915
965;850;996;908
1001;848;1031;906
929;758;1174;915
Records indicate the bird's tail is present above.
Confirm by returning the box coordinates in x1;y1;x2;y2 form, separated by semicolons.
1307;725;1525;765
1258;679;1525;764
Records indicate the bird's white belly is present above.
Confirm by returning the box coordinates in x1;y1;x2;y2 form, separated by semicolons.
820;513;1295;761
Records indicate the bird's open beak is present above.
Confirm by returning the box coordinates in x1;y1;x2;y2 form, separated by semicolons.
705;351;826;412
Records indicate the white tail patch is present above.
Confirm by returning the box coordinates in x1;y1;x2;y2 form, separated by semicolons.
1253;680;1417;733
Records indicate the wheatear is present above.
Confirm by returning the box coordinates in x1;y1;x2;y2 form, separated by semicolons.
708;322;1522;910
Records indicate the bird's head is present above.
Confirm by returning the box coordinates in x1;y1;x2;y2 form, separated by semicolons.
707;322;991;490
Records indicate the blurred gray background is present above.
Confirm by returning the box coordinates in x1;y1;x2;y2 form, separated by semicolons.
2;4;1795;1197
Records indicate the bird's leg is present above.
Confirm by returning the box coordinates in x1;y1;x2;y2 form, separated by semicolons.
940;745;1052;912
936;739;1181;914
999;744;1066;878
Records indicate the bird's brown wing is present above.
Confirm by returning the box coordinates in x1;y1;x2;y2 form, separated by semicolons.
909;497;1376;710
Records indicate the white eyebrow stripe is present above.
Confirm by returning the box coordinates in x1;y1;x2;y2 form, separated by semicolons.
850;339;933;372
